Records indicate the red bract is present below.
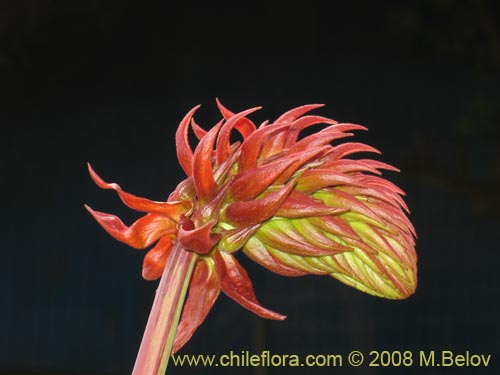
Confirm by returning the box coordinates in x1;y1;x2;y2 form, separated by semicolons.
86;100;417;361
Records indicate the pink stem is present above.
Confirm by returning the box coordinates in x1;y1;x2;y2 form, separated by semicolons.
132;242;198;375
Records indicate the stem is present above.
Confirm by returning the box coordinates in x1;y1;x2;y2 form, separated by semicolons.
132;242;198;375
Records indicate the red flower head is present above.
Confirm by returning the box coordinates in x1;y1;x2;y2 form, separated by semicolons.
86;100;417;357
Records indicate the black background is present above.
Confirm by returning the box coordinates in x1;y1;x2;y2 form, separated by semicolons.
2;1;500;374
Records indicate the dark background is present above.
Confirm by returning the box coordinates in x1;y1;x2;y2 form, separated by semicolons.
2;1;500;374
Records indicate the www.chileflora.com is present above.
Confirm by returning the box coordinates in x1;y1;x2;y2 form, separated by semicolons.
171;350;492;368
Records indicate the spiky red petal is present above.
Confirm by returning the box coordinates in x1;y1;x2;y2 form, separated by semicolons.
215;107;261;165
172;258;220;354
276;191;347;218
142;235;175;280
88;163;191;218
229;156;300;201
215;98;257;138
224;181;295;227
85;206;176;249
175;105;201;176
215;251;286;320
